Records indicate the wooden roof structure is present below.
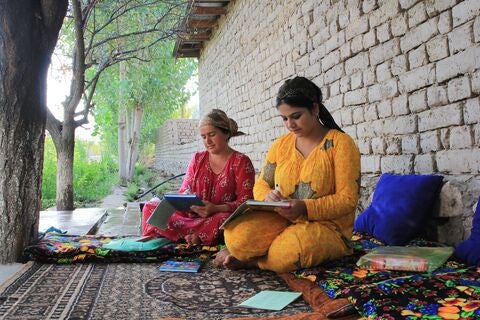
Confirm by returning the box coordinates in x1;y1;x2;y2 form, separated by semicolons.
173;0;232;58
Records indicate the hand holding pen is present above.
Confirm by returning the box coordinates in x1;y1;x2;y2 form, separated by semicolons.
265;183;289;202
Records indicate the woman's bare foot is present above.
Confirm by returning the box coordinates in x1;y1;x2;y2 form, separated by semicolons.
214;248;257;270
185;233;201;246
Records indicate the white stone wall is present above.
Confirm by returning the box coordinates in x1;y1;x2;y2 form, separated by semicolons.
155;119;202;174
157;0;480;244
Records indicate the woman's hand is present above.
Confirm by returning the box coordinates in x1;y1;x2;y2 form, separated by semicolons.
275;199;308;223
190;200;217;218
265;189;289;202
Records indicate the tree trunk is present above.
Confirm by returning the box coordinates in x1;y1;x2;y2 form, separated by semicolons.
126;105;144;181
118;62;128;185
0;0;67;262
51;121;75;210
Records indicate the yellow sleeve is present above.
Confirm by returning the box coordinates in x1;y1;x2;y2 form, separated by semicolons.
304;134;360;220
253;139;281;201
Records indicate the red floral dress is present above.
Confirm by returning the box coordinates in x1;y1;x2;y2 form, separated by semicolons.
142;151;255;245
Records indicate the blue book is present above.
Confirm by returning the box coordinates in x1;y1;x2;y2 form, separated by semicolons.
163;193;205;212
159;260;202;273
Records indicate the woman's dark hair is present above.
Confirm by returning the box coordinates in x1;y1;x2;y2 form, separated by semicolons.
276;76;343;132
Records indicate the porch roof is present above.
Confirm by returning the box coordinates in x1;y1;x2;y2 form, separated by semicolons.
173;0;231;58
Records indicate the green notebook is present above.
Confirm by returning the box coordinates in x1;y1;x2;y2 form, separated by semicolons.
239;290;302;311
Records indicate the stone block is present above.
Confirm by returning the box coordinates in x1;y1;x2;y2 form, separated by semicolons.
363;67;376;86
409;89;428;112
370;0;400;28
426;0;457;15
363;29;378;48
427;85;448;107
472;70;480;94
330;81;340;96
475;123;480;146
351;72;363;90
400;18;439;53
346;15;369;41
362;0;377;14
391;14;408;37
324;64;344;84
341;108;353;126
475;15;480;43
436;45;480;82
376;61;391;82
357;137;371;154
381;155;414;173
448;23;474;55
402;134;419;153
345;52;369;75
352;106;365;124
376;22;391;43
377;100;392;118
398;63;435;93
408;1;427;28
351;34;364;54
464;97;480;124
371;137;386;154
362;155;381;173
452;0;480;27
450;125;473;149
382;115;417;135
437;149;480;173
340;76;350;93
392;95;409;115
426;36;449;62
385;137;401;154
447;75;472;102
418;103;462;131
322;50;341;71
370;38;400;66
391;54;408;76
364;103;378;121
414;153;435;173
438;10;453;34
340;42;352;60
344;88;367;106
399;0;421;10
408;44;428;68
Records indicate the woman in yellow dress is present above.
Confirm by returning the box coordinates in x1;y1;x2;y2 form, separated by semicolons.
215;76;361;273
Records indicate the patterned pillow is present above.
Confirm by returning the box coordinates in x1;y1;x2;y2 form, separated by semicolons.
454;197;480;266
354;173;444;245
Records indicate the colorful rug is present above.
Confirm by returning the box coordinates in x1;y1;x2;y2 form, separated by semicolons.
0;261;310;319
293;232;480;319
22;233;215;264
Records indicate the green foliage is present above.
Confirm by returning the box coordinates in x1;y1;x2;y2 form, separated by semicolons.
41;136;118;209
92;42;197;152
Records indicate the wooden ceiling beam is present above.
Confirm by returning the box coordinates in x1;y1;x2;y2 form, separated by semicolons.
186;18;217;28
191;6;227;15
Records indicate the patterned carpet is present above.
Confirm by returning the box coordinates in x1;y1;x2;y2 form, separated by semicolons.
0;261;310;320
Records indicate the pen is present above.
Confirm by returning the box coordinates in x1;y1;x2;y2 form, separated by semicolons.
187;185;193;193
275;183;281;194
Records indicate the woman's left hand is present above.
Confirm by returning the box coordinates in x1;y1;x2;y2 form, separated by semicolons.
190;200;217;218
275;199;308;223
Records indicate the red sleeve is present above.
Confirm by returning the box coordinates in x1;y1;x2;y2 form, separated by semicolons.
223;153;255;212
178;153;198;193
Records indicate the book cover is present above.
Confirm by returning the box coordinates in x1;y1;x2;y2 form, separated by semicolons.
163;193;205;212
239;290;302;311
159;260;202;273
220;200;291;229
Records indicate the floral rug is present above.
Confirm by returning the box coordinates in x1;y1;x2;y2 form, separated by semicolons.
0;261;310;320
294;233;480;319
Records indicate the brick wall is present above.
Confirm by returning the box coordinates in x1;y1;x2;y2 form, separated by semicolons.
154;119;202;174
156;0;480;244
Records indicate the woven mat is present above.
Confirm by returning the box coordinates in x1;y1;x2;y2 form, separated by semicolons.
0;261;310;320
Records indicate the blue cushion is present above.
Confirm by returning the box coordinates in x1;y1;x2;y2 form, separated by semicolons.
354;173;444;245
454;197;480;266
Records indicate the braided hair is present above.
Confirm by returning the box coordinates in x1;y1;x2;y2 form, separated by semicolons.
276;77;344;133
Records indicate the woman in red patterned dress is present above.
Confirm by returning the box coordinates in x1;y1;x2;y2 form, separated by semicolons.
141;109;255;245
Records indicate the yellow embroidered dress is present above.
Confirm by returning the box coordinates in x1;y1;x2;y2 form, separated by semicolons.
224;129;361;272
